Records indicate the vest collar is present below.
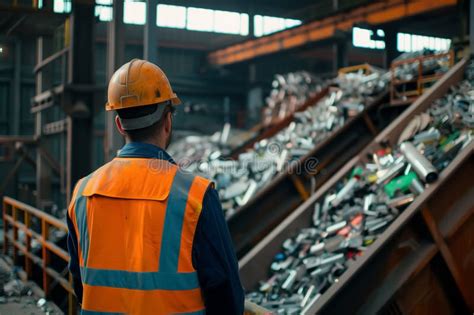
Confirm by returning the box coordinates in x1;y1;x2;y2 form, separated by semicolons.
117;142;176;164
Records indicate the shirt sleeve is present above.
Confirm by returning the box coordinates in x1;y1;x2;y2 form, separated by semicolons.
192;187;245;315
67;208;83;303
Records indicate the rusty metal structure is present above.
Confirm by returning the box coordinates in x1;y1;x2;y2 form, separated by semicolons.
0;0;96;312
239;58;474;314
208;0;458;66
0;0;96;210
390;50;455;106
2;196;75;313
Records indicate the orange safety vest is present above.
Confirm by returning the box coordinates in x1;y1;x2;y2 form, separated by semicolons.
68;157;212;314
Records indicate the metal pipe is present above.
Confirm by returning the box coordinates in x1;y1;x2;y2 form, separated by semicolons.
400;142;438;183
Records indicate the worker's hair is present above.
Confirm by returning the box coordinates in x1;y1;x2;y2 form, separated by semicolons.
116;104;173;142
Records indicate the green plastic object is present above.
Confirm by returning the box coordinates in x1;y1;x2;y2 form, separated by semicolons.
384;171;417;198
440;130;460;148
351;167;364;178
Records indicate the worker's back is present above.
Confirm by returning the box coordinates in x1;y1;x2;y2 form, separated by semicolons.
68;156;211;314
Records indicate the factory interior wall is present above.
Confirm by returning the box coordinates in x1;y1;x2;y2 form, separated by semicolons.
0;33;249;204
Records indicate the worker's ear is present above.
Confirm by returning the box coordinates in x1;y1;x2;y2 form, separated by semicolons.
115;115;127;136
163;110;172;134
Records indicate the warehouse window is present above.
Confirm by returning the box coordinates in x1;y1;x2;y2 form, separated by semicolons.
187;7;214;32
157;4;186;29
184;7;249;35
352;27;385;49
90;1;250;36
95;0;112;22
54;0;113;21
53;0;71;13
124;0;146;25
214;11;249;35
397;33;451;52
254;15;302;37
240;14;250;36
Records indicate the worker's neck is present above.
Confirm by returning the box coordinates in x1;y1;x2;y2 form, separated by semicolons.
126;138;167;150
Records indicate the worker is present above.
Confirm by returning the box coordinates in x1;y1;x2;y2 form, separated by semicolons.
66;59;244;314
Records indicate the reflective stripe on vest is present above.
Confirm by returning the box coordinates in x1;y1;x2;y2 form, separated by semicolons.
159;170;194;273
74;174;93;278
73;167;206;314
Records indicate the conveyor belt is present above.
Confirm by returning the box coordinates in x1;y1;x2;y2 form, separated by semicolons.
229;87;330;159
240;58;474;314
230;90;390;257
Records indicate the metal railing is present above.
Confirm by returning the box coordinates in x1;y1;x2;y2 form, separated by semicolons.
2;196;75;314
390;50;455;106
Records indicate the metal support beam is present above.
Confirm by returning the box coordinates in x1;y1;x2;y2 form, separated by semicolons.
66;0;95;202
12;39;21;135
384;25;399;68
144;0;158;62
42;0;53;9
35;36;53;209
333;39;348;72
248;16;255;39
458;0;468;46
247;2;255;39
105;0;125;162
208;0;457;66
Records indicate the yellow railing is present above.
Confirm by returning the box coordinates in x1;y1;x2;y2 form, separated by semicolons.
338;63;373;75
390;50;455;106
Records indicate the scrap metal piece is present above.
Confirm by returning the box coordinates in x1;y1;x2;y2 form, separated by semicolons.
300;285;315;308
387;194;415;208
332;178;358;206
376;158;406;184
325;221;347;235
400;142;438;183
221;180;248;200
236;180;258;206
409;178;425;195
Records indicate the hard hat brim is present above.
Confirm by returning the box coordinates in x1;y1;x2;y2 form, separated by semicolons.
105;96;182;111
171;96;181;106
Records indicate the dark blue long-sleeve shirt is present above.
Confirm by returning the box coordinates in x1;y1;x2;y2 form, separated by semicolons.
67;142;244;314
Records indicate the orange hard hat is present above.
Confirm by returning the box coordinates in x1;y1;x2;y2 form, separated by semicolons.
106;59;181;111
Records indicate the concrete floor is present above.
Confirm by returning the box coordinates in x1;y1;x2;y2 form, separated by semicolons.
0;257;63;315
0;296;58;315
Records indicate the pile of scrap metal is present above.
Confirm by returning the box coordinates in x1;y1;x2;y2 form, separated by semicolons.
245;62;474;314
0;263;57;314
168;123;234;166
169;70;324;166
170;67;390;217
262;71;323;127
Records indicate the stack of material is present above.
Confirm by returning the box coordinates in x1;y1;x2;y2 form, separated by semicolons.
262;71;323;126
245;62;474;314
170;68;390;217
168;123;234;166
